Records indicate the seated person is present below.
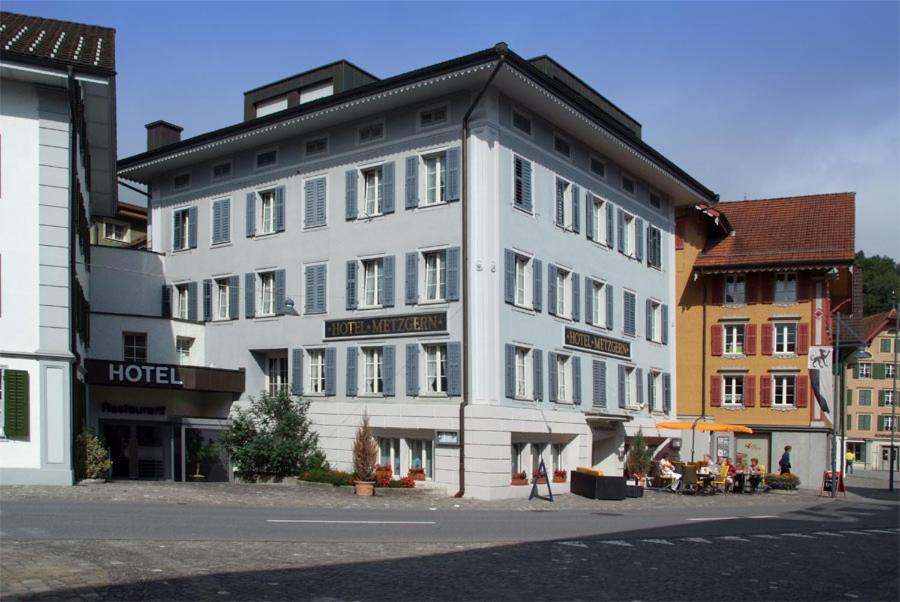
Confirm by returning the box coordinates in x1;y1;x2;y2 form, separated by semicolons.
659;454;682;492
724;457;736;489
732;459;747;493
748;458;764;491
699;454;716;475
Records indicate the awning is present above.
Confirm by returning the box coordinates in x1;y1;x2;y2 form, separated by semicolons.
657;421;753;434
585;412;632;424
624;424;682;439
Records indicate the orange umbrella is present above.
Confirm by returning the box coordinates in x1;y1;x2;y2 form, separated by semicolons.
657;421;753;434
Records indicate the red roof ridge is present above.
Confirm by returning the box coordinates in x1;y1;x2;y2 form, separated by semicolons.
719;192;856;205
863;309;897;344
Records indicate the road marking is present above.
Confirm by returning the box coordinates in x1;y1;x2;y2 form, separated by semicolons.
841;530;875;536
681;537;713;544
266;520;436;525
751;534;780;540
640;539;674;545
747;515;777;519
718;535;751;542
555;541;588;548
781;532;815;539
598;540;633;547
813;531;844;537
864;529;898;535
686;517;737;522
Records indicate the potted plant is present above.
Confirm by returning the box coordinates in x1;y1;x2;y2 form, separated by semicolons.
625;429;652;487
407;465;426;481
552;469;567;483
374;464;393;488
352;413;378;496
76;431;112;483
532;470;548;484
511;471;529;485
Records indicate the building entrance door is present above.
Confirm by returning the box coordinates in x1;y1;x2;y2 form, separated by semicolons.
881;446;898;471
102;422;166;479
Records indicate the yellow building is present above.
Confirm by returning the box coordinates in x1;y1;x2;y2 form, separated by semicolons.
675;193;858;488
90;201;147;248
844;309;898;471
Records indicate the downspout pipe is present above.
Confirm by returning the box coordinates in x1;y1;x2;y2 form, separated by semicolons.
455;43;508;498
66;67;78;484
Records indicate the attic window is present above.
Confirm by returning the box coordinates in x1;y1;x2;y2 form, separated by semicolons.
590;156;606;179
512;110;532;136
256;149;278;169
305;136;328;156
650;192;663;210
419;105;448;128
173;173;191;190
256;96;288;118
553;135;571;158
212;161;232;180
299;80;334;104
621;174;636;196
358;122;384;144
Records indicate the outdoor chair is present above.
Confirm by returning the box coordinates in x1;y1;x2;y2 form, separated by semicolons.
710;464;729;493
681;465;698;493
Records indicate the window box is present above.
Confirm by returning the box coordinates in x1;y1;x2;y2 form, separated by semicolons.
552;469;567;483
511;471;529;486
532;471;548;485
408;467;426;481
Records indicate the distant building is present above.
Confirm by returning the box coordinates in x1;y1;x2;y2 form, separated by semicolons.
91;201;147;248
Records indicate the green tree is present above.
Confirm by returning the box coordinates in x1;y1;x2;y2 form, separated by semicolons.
625;430;653;477
856;251;900;315
218;391;326;479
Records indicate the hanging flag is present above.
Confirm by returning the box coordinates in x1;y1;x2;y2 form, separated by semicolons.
808;346;834;413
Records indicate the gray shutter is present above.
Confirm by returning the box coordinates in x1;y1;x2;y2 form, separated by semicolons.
188;206;197;248
548;264;557;316
346;261;357;310
647;371;655;409
663;372;671;413
345;170;357;221
521;159;532;211
325;348;336;396
405;252;418;305
381;162;395;214
606;202;615;248
316;178;326;226
548;352;557;402
606;284;614;330
635;218;644;261
222;199;231;242
661;304;669;345
162;284;172;318
245;273;255;318
533;259;542;312
571;185;580;234
187;281;198;321
382;345;395;396
446;247;460;301
229;275;239;320
212;202;222;244
274;269;286;315
505;344;515;399
246;192;256;237
573;356;582;405
406;343;419;397
346;347;358;396
291;348;303;396
172;211;183;251
305;266;316;314
592;360;604;407
304;179;316;227
316;265;326;314
533;349;543;401
274;186;285;232
447;342;462;396
624;292;635;336
572;273;581;322
405;156;418;209
646;298;653;341
617;208;625;253
585;277;593;325
203;279;212;321
382;255;395;307
504;249;515;304
585;195;594;240
555;181;564;226
618;364;626;408
636;368;644;407
446;147;460;202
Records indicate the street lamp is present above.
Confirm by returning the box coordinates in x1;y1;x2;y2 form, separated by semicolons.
890;294;898;492
831;314;871;498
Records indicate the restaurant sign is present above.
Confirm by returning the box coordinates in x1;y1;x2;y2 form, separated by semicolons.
564;327;631;360
324;312;447;339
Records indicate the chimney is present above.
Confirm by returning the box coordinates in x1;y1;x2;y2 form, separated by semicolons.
145;120;183;151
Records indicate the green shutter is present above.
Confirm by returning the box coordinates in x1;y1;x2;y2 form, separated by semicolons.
878;415;886;431
858;414;871;431
845;414;852;430
874;363;886;379
852;364;859;379
881;338;892;353
879;390;886;406
846;389;852;406
3;369;29;437
860;390;872;406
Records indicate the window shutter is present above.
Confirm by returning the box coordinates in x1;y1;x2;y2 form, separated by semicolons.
661;304;669;345
504;249;514;304
274;186;285;232
548;352;557;403
304;179;316;226
187;281;198;321
245;273;255;318
571;185;580;234
446;147;460;202
346;261;358;310
406;343;419;397
381;162;395;214
797;273;811;302
162;284;172;318
606;285;614;330
229;275;240;320
245;192;256;237
711;324;723;356
405;252;418;305
674;218;685;250
291;348;303;396
759;376;772;407
572;273;580;322
592;360;603;407
555;182;564;227
573;356;582;405
745;324;757;355
710;276;724;305
761;324;773;356
203;279;212;321
345;170;357;221
405;156;418;209
172;211;183;251
222;199;232;242
635;367;643;406
879;391;887;407
382;255;395;307
797;323;810;355
635;218;644;261
761;275;774;304
647;371;655;409
606;203;615;248
505;344;515;399
646;298;653;341
585;277;593;325
663;372;671;413
188;206;198;248
624;292;635;336
274;269;286;315
316;265;326;314
852;363;860;379
305;266;315;314
617;364;626;408
617;208;625;253
744;375;756;407
874;363;886;379
878;415;886;431
548;264;557;316
533;349;543;401
533;259;542;312
846;389;852;406
796;375;809;407
521;159;532;211
446;247;460;301
382;345;395;396
746;273;759;304
447;342;462;396
346;347;358;396
315;178;327;226
212;202;222;244
325;348;336;396
710;376;722;407
585;197;594;240
3;369;29;437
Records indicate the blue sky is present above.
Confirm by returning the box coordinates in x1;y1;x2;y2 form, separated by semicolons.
7;1;898;257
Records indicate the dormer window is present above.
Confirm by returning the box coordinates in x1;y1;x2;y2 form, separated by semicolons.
255;96;288;118
358;122;385;145
299;80;333;104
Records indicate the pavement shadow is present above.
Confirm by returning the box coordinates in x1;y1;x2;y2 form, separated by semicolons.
846;485;900;501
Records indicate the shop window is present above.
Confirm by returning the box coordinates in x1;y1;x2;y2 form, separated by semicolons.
408;438;433;479
379;437;400;474
267;355;288;396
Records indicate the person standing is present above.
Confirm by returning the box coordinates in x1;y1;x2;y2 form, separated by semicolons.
845;450;855;474
778;445;792;475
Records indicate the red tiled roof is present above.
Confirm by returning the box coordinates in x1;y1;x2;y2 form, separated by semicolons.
863;309;897;344
694;193;856;268
0;11;115;75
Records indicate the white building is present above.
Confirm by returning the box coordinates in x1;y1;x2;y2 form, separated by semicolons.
107;43;718;498
0;12;117;484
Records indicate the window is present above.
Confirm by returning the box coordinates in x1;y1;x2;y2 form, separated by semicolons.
556;268;569;319
358;122;384;144
650;192;663;210
173;173;191;190
123;333;147;363
647;226;662;269
553;134;571;158
648;301;663;343
409;439;433;479
511;442;526;475
881;338;893;353
881;416;897;432
859;363;872;379
256;149;278;169
774;273;797;304
258;272;276;316
623;212;636;256
555;178;573;229
723;375;744;406
515;347;529;398
173;208;190;250
215;278;230;320
362;166;383;216
419;105;447;128
591;280;606;327
591;196;608;245
650;371;663;411
305;137;328;156
267;356;288;396
423;153;446;205
212;161;232;180
724;324;745;355
362;258;383;307
259;189;276;234
308;349;326;394
363;347;383;394
379;438;401;474
256;97;288;117
515;255;529;307
623;366;636;408
512;110;531;135
556;354;571;402
551;443;565;472
175;284;190;320
424;251;446;302
884;390;896;406
425;344;448;394
590;156;606;179
886;364;897;379
621;174;636;196
513;156;532;211
725;275;746;305
859;389;873;406
104;222;126;241
773;375;796;406
176;337;193;365
299;80;334;104
857;414;872;431
774;323;797;354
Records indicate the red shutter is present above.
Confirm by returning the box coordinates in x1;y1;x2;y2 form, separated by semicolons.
761;324;773;356
760;375;772;407
711;324;723;356
744;375;756;407
797;273;812;302
746;273;759;304
675;218;685;250
797;323;810;355
710;376;722;407
745;324;757;355
796;375;809;408
710;276;724;305
761;275;774;304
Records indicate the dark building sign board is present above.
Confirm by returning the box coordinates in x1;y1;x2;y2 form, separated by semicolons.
564;327;631;360
86;360;245;393
324;312;447;339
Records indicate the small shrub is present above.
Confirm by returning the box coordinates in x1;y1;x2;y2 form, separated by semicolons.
77;431;112;480
352;413;378;482
374;464;393;488
512;471;527;480
625;430;652;477
301;468;353;486
765;473;800;490
399;476;415;488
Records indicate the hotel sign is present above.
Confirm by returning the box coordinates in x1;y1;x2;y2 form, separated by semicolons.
564;327;631;360
86;360;245;393
324;312;447;339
